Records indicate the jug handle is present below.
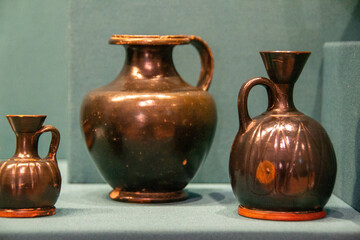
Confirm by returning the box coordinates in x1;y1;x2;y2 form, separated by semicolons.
36;125;60;161
189;36;214;91
238;77;277;134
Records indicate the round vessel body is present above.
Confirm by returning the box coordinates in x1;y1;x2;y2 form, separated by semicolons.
81;35;217;202
230;112;336;216
0;160;61;208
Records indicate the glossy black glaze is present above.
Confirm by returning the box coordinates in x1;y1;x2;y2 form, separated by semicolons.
81;35;217;202
230;51;337;212
0;115;61;217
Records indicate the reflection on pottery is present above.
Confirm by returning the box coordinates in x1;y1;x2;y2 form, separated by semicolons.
0;115;61;218
81;35;217;203
229;51;337;221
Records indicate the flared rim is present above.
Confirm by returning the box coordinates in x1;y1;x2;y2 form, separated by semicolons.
260;51;311;54
6;114;47;118
109;35;191;45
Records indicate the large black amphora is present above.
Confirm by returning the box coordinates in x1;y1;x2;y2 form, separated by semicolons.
81;35;217;203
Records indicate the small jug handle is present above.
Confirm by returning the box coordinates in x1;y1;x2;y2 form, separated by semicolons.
36;125;60;161
188;36;214;91
238;77;278;134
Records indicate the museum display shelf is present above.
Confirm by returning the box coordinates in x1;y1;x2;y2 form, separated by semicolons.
0;161;359;240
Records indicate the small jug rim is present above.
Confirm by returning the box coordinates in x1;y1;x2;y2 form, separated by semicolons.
6;114;47;118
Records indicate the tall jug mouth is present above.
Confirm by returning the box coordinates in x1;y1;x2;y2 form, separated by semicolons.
109;35;191;45
260;51;311;84
260;51;311;54
6;115;46;133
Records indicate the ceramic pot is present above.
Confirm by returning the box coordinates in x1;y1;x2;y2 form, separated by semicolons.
0;115;61;217
229;51;337;221
81;35;217;203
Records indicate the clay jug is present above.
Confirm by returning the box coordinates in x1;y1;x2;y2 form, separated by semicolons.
81;35;217;203
0;115;61;217
229;51;336;221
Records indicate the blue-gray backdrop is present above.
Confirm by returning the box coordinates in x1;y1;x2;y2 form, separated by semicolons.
0;0;359;211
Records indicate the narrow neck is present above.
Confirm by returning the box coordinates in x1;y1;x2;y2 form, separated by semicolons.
271;83;297;113
120;45;179;79
12;133;40;160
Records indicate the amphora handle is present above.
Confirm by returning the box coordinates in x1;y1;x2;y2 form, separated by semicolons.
36;125;60;161
188;36;214;91
238;77;278;134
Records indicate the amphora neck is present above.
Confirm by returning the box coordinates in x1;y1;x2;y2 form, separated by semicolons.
120;45;179;79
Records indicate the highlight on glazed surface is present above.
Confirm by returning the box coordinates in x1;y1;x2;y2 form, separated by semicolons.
0;115;61;218
229;51;337;221
81;35;216;203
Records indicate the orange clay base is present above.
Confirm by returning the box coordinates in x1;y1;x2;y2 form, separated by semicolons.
109;189;188;203
238;205;326;221
0;206;56;218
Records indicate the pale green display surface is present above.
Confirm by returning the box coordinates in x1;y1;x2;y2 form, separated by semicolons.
322;41;360;212
1;162;360;240
68;0;360;183
0;0;68;159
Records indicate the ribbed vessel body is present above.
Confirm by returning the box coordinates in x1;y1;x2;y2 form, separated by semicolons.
0;160;61;209
230;112;336;211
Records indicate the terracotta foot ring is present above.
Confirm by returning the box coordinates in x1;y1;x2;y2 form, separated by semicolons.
110;189;188;203
0;206;56;218
238;205;326;221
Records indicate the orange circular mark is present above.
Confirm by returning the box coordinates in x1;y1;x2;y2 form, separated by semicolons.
256;160;275;184
182;159;187;166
